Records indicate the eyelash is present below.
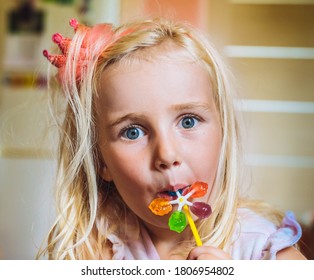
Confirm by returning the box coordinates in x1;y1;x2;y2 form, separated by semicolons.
179;113;203;124
118;113;203;139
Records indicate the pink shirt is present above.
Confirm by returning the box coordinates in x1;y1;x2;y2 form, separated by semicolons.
107;208;302;260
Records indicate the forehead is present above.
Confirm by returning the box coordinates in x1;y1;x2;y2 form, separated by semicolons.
94;41;217;119
97;57;214;115
102;58;209;88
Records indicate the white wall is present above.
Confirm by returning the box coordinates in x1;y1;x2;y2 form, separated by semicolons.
0;158;56;259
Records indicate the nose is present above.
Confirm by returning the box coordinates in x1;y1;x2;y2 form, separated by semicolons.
153;133;182;171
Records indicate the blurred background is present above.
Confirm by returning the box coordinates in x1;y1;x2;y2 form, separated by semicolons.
0;0;313;259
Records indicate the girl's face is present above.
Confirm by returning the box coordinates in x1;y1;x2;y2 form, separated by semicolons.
96;53;222;232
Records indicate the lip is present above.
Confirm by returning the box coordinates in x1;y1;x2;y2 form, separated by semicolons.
157;184;190;200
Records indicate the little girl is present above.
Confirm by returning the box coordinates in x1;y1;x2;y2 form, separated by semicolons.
39;17;306;260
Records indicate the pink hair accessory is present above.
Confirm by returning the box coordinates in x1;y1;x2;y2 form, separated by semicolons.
69;18;79;30
43;18;114;82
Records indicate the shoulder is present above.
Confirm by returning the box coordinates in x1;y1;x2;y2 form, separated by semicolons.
276;246;307;260
230;208;277;259
235;208;278;238
230;208;302;260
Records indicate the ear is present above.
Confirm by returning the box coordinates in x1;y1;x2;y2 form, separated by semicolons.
100;164;113;182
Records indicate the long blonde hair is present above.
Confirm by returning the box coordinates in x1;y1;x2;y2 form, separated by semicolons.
38;17;273;259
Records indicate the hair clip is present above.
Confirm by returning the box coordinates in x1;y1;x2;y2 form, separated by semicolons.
43;18;114;82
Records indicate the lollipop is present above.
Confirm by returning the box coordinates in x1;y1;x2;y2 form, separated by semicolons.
148;181;212;246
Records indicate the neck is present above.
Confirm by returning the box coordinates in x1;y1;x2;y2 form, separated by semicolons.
142;221;191;259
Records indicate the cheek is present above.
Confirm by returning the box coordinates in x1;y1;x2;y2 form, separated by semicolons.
102;145;146;183
190;128;222;195
192;129;221;166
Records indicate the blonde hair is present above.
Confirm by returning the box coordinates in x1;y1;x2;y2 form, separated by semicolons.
38;18;281;260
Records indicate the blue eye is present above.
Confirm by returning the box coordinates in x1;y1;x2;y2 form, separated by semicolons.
122;126;144;140
180;116;198;129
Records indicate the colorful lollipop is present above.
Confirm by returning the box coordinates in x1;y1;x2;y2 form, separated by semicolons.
148;181;212;246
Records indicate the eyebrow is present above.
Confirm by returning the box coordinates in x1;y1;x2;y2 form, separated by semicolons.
107;102;213;129
171;102;213;112
107;113;147;129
